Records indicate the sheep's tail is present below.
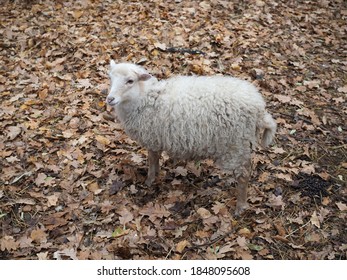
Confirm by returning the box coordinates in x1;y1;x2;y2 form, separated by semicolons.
260;112;277;148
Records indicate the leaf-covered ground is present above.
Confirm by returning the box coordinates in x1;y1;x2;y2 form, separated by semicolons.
1;0;346;260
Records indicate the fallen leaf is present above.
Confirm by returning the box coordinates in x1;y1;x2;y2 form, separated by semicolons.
37;252;49;260
131;153;143;164
109;180;125;195
301;165;315;174
318;172;330;180
6;155;20;163
303;80;320;89
6;126;21;140
274;94;291;103
197;207;212;219
337;86;347;93
274;221;286;236
174;166;188;177
171;178;182;185
100;200;114;214
310;211;320;228
258;248;270;257
174;225;188;238
117;208;134;225
62;129;75;138
95;135;111;146
195;230;210;239
30;229;48;243
186;161;201;177
274;173;292;181
139;202;171;223
247;243;264;251
18;236;33;248
238;228;251;237
46;193;60;207
1;236;19;251
236;236;247;249
212;201;227;215
53;248;77;260
266;194;285;210
258;172;270;183
72;10;84;19
35;173;47;186
322;197;331;206
272;147;286;154
305;232;321;243
87;181;102;195
336;202;347;211
176;240;190;253
235;247;253;260
154;42;166;51
77;78;93;89
112;227;130;238
217;243;235;257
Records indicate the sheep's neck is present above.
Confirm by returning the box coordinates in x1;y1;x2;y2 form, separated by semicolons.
116;98;142;123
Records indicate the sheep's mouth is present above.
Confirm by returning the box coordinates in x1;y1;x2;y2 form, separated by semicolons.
106;97;121;106
107;100;119;106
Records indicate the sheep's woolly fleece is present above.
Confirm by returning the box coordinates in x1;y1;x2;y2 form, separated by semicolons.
107;62;276;173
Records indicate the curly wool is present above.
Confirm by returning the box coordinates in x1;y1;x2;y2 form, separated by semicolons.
113;72;276;173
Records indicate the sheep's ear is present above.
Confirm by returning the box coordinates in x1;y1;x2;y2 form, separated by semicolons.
139;73;152;81
110;60;116;68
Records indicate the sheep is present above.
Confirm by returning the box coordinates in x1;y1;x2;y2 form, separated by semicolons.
106;60;277;216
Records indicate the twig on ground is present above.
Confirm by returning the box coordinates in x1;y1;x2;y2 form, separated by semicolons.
158;47;206;55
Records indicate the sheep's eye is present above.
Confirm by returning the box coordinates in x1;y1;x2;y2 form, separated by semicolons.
126;79;134;85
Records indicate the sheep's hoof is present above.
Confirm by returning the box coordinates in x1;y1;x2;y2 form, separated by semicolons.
145;177;154;186
234;202;249;217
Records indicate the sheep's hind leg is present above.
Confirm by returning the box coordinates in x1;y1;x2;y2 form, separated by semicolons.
219;153;252;216
145;150;161;186
235;159;251;216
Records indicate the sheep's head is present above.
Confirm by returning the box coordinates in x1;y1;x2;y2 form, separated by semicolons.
106;60;152;106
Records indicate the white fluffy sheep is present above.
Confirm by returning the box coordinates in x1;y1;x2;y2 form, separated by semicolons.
106;60;276;215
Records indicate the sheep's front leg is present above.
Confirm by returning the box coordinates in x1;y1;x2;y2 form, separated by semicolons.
235;159;251;216
145;150;161;186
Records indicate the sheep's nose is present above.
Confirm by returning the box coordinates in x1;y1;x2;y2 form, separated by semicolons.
107;96;115;104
